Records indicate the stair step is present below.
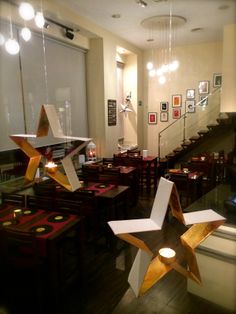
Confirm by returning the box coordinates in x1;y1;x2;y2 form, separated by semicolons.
166;152;176;159
181;140;192;148
189;135;200;142
198;129;209;136
207;123;218;130
173;147;183;153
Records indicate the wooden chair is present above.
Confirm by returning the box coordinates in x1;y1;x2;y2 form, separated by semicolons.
0;227;45;313
81;164;100;182
55;195;100;243
26;194;55;211
1;192;26;207
98;167;121;185
166;172;191;208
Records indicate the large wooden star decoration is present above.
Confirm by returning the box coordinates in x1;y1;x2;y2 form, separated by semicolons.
108;177;225;297
10;104;92;191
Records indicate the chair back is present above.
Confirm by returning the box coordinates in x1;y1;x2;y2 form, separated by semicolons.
1;192;26;207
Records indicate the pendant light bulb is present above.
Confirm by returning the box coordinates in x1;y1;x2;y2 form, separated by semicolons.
146;61;153;70
35;12;45;28
5;38;20;55
19;2;35;21
159;75;166;85
156;68;163;76
169;60;179;71
149;69;156;77
21;27;31;41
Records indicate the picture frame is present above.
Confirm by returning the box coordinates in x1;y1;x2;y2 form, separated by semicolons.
172;94;182;107
199;95;208;106
213;73;222;87
186;89;195;99
148;112;157;124
172;108;181;119
160;101;168;112
160;112;168;122
186;100;195;113
198;80;209;94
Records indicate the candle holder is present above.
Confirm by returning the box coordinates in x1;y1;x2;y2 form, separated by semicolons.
45;161;58;173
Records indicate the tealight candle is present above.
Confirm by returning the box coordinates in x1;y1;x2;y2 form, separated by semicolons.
159;247;176;264
45;161;58;173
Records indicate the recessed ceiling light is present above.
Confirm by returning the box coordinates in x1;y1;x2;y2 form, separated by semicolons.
191;27;203;32
112;14;121;18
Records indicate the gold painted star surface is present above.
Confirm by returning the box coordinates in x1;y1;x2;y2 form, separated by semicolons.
108;177;225;297
10;104;92;191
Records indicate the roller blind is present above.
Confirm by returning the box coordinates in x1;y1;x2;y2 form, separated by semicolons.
0;18;88;151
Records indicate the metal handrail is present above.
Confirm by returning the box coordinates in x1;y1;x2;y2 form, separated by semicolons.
158;87;221;157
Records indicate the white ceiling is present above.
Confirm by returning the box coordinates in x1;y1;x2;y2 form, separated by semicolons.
60;0;236;50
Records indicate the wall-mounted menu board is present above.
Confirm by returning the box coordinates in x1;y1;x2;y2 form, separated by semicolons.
108;99;117;126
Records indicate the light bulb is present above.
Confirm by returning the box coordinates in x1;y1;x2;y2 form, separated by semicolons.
19;2;35;21
156;68;163;76
169;60;179;71
5;38;20;55
159;75;166;84
35;12;45;28
0;33;5;46
146;62;153;70
161;64;169;73
149;69;156;77
20;27;31;41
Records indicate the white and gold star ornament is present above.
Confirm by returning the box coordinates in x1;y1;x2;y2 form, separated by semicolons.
10;104;92;191
108;177;225;297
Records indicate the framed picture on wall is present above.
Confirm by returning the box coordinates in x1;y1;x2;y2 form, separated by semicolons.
213;73;222;87
172;108;181;119
160;112;168;122
172;94;182;107
198;80;209;94
186;100;195;113
186;89;195;99
160;101;168;111
148;112;157;124
199;95;208;106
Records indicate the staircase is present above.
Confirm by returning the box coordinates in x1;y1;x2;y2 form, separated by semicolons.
158;87;235;164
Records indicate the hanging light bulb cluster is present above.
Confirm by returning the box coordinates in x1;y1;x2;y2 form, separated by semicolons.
2;2;46;55
146;59;179;84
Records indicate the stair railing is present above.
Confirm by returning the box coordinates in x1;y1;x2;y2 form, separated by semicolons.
158;87;221;159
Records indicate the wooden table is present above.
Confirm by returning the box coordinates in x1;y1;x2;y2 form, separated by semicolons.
166;169;203;207
0;204;83;305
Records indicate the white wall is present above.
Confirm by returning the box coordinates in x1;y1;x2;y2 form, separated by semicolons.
144;41;223;156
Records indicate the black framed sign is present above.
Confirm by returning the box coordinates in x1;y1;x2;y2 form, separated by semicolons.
108;99;117;126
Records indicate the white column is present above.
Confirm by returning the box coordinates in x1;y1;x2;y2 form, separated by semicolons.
221;24;236;112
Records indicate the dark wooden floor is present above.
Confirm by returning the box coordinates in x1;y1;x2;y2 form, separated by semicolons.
0;188;235;314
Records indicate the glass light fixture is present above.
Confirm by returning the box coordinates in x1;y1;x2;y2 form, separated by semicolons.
149;69;156;77
5;38;20;55
159;75;166;84
146;61;153;70
35;12;45;28
20;27;31;41
19;2;35;21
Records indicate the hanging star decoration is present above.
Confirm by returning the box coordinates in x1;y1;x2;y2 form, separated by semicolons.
10;104;92;191
120;92;133;115
108;177;225;297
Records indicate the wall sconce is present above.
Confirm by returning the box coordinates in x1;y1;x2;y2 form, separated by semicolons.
136;0;147;8
65;28;74;40
86;141;97;161
45;161;58;173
